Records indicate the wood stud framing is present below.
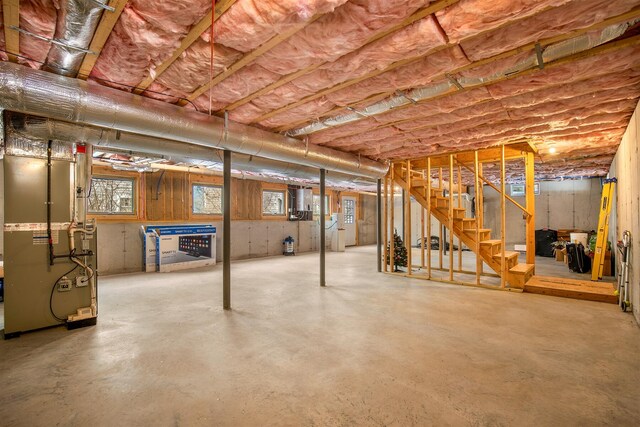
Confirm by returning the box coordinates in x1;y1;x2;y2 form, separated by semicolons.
383;143;536;290
78;0;129;79
2;0;20;63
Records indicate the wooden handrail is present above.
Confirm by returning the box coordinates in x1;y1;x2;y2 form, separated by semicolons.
456;160;532;218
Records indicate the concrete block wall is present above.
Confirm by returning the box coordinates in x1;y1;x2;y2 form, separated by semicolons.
96;218;344;275
609;100;640;324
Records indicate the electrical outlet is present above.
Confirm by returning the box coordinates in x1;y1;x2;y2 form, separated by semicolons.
58;278;72;292
76;276;89;288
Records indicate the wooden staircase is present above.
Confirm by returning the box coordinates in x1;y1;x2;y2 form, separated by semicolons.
392;164;535;288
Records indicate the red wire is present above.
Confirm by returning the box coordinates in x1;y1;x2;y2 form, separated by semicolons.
209;0;215;115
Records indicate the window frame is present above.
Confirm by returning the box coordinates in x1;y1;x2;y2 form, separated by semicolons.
88;176;137;216
192;183;223;216
312;194;331;217
262;189;286;216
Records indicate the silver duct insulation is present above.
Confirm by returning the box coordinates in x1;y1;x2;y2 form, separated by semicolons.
290;20;637;136
6;113;378;189
0;62;388;179
44;0;111;77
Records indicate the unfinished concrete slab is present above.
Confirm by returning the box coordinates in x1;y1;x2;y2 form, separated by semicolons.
1;246;639;425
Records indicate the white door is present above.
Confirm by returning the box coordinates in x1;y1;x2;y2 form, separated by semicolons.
342;196;357;246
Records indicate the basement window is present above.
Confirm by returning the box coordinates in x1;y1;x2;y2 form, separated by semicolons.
263;190;285;216
88;177;135;215
313;195;330;216
193;184;223;215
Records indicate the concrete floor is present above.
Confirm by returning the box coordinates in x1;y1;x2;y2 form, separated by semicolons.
1;246;639;426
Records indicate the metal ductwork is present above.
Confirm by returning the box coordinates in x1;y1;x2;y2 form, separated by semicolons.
6;113;378;189
44;0;112;77
0;62;388;179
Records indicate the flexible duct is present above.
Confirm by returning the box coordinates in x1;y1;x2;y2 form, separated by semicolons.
6;113;378;189
0;62;388;179
44;0;111;77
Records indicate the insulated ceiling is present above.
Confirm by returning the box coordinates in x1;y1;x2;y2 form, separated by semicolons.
2;0;640;180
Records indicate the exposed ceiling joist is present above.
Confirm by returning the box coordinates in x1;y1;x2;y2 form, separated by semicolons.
260;7;640;129
181;13;327;105
2;0;20;63
277;7;640;134
221;0;462;113
77;0;129;80
133;0;238;95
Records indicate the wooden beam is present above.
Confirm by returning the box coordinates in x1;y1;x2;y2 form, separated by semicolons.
133;0;237;94
457;163;462;272
2;0;20;63
390;163;395;272
448;155;454;281
406;160;412;275
77;0;129;79
383;173;389;272
413;142;535;169
426;158;432;279
474;151;481;285
223;0;461;113
280;8;640;133
420;170;425;268
438;167;443;270
500;145;507;289
184;13;324;104
525;151;536;266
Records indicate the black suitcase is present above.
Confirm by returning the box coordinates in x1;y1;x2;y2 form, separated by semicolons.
566;243;591;273
535;229;557;257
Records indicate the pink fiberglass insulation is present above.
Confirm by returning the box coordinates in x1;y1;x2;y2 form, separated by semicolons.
18;0;57;68
91;0;211;89
154;39;243;96
254;48;468;128
325;46;470;107
254;0;431;74
460;0;640;61
233;13;446;118
191;64;283;113
308;117;382;145
214;0;348;53
292;15;446;94
486;44;640;99
259;98;338;128
435;0;573;44
242;15;446;114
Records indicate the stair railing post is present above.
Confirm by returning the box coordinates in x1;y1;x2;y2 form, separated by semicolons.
500;145;507;288
390;163;395;272
439;167;443;270
406;160;412;275
525;151;536;267
474;151;481;286
457;162;463;272
421;170;425;269
383;173;389;272
449;155;454;281
427;158;432;279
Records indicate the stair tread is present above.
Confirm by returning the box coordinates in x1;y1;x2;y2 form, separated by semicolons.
464;228;491;233
480;239;502;245
462;218;476;221
510;263;535;274
492;251;519;260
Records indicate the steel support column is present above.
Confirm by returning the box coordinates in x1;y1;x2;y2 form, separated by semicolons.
320;169;326;286
223;149;231;309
